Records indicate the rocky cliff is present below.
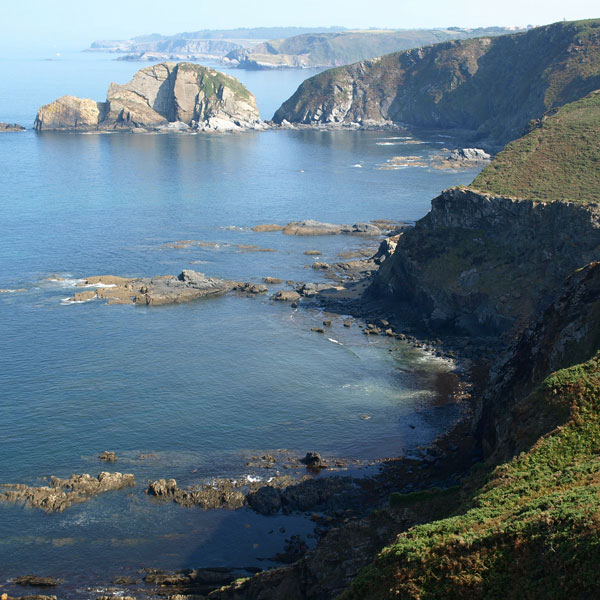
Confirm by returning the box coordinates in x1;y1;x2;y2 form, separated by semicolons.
273;19;600;147
34;63;262;132
369;90;600;337
370;187;600;337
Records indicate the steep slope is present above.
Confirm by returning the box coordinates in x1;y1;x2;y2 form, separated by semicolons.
369;92;600;336
342;264;600;600
273;19;600;147
224;27;521;70
34;63;262;132
471;90;600;202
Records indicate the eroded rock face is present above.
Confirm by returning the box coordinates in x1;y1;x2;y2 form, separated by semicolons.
35;63;262;132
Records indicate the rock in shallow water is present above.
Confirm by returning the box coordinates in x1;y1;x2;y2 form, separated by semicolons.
0;472;135;512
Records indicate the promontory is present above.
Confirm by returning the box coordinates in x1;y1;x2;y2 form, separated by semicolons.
34;62;263;132
273;18;600;147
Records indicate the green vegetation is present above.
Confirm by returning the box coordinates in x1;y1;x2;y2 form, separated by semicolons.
178;63;253;101
471;91;600;203
341;353;600;599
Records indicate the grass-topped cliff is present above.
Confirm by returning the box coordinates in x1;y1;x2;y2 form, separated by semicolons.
273;19;600;147
470;90;600;203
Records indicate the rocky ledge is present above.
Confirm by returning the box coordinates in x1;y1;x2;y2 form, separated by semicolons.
0;122;25;132
34;62;263;133
252;219;406;236
0;472;135;512
66;270;242;305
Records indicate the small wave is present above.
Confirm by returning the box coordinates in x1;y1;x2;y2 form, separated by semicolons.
246;475;263;483
60;297;96;305
221;225;246;231
376;142;399;146
328;338;343;345
352;164;363;168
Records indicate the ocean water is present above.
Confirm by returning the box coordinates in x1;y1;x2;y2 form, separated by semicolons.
0;49;483;586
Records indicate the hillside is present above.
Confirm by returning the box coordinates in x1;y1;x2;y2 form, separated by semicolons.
273;19;600;147
224;27;522;69
470;90;600;203
87;27;348;60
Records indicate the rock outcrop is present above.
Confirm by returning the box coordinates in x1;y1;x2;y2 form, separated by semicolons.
35;63;262;132
0;472;135;512
66;270;235;305
273;19;600;147
370;187;600;336
0;122;26;132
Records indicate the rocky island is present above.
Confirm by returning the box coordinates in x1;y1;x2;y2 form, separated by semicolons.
34;62;263;132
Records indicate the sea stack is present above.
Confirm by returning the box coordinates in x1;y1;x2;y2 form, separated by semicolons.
34;62;263;132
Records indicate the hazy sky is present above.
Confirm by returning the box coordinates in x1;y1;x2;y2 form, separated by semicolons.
2;0;598;49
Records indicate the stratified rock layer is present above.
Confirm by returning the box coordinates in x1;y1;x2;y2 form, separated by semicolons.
35;63;262;132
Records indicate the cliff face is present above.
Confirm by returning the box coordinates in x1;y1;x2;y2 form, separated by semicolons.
371;187;600;336
34;63;262;132
273;19;600;146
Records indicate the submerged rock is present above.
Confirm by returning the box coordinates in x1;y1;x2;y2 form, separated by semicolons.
12;576;61;587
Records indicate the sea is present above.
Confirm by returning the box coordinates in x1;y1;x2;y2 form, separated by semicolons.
0;47;484;591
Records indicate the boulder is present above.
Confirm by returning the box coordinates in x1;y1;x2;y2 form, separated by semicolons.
34;95;104;130
273;290;301;302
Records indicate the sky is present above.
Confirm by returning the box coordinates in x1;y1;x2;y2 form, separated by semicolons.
1;0;598;50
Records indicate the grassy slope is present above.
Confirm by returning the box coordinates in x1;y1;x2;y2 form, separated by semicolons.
341;353;600;599
471;90;600;203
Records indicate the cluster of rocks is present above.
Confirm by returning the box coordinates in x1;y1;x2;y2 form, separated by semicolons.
252;219;404;236
379;148;491;171
0;472;135;512
146;450;362;517
0;122;25;132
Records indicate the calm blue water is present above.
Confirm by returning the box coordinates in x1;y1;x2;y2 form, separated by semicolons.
0;50;482;586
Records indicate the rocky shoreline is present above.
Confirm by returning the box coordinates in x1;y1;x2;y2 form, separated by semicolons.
0;219;484;600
